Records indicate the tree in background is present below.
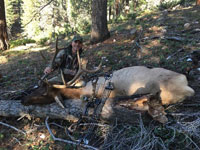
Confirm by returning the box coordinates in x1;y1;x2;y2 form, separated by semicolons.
197;0;200;5
21;0;91;41
0;0;9;50
4;0;193;43
91;0;110;44
21;0;55;40
5;0;22;37
67;0;91;34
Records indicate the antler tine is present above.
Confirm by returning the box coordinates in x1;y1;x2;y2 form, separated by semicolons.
39;36;61;86
51;36;60;66
76;48;102;73
77;48;102;73
82;60;102;73
66;50;84;86
66;50;102;86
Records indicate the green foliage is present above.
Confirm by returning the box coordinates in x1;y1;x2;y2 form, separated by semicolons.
5;0;15;27
159;0;184;9
5;0;21;30
0;133;4;140
21;0;41;38
38;37;49;46
77;20;91;34
0;148;7;150
9;39;36;48
127;13;137;20
65;144;76;150
20;0;91;40
154;126;189;149
68;0;91;34
115;12;137;22
5;0;196;42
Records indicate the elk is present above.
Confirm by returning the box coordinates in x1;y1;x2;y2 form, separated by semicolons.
22;52;194;106
21;40;195;123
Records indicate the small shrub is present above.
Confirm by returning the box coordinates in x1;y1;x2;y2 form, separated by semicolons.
9;39;36;48
127;13;137;20
0;133;4;140
38;37;49;46
78;20;91;34
159;0;183;9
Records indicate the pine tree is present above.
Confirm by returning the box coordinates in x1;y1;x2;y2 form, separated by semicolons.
0;0;9;50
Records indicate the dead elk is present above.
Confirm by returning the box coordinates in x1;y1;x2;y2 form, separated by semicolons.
22;66;195;108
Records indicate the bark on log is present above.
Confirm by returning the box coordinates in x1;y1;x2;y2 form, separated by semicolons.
0;99;151;124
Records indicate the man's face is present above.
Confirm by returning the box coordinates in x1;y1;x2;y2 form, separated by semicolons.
72;40;82;53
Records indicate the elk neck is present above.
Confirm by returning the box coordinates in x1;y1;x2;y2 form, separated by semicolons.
58;87;88;99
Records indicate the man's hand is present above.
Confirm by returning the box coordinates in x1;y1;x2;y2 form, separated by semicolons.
44;67;53;74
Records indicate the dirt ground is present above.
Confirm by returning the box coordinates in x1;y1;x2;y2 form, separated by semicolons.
0;4;200;150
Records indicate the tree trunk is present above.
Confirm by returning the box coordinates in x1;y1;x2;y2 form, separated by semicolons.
197;0;200;5
115;0;120;17
0;99;151;124
91;0;110;44
108;6;111;21
0;0;9;50
126;0;129;6
132;0;138;11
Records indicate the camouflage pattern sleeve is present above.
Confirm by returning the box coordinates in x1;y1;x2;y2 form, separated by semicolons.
49;49;66;70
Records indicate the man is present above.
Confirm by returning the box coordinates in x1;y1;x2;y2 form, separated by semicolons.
44;35;85;86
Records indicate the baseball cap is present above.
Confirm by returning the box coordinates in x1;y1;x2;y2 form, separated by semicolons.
72;35;83;43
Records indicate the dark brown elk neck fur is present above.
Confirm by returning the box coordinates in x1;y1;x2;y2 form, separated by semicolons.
21;86;55;105
21;85;84;106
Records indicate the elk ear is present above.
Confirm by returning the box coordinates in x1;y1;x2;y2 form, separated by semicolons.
54;94;65;108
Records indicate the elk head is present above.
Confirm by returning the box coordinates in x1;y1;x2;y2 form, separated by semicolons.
118;91;168;124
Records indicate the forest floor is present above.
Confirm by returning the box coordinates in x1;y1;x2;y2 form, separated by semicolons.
0;4;200;150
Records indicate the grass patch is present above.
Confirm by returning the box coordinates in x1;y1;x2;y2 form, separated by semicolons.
9;39;36;48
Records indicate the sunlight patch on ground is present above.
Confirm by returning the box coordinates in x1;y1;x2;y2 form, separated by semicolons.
136;47;152;59
150;56;160;63
28;46;49;52
8;45;49;52
0;45;50;66
0;56;8;64
145;40;162;48
149;26;165;35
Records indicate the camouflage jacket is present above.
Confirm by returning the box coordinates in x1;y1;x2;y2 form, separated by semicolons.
50;45;83;74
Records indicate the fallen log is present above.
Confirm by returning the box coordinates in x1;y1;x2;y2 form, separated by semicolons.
0;98;152;124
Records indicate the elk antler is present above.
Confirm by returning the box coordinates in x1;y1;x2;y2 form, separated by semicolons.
38;36;61;85
37;36;66;108
53;50;102;88
66;50;102;86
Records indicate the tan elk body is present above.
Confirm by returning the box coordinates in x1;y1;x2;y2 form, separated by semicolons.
76;66;194;105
